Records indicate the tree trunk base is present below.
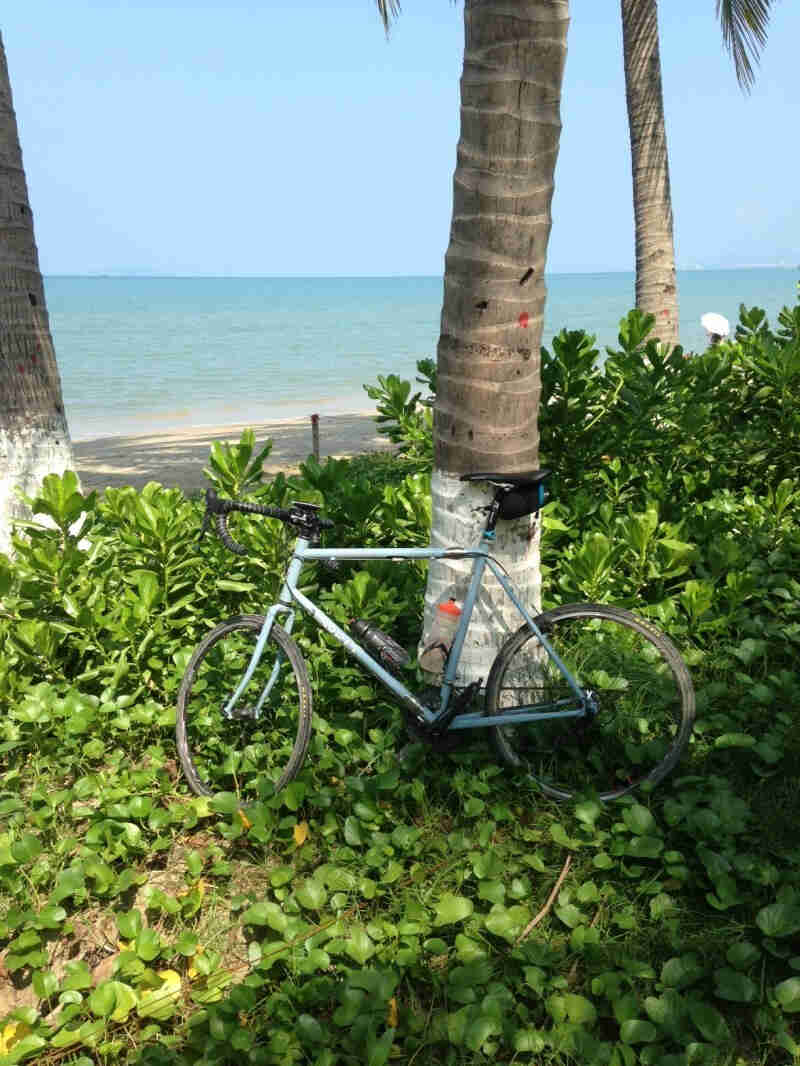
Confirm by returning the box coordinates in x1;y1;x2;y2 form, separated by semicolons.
420;469;541;684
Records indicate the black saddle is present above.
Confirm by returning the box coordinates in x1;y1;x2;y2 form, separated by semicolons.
460;469;552;521
459;469;551;488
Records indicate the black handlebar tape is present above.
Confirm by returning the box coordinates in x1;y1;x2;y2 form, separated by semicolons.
215;513;248;556
226;499;291;521
204;490;334;555
204;489;287;521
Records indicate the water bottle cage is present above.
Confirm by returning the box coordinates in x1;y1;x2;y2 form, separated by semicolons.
422;641;450;658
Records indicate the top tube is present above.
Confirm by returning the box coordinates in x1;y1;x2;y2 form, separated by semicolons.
297;545;487;562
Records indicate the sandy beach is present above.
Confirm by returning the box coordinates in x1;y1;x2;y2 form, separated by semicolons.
73;411;392;494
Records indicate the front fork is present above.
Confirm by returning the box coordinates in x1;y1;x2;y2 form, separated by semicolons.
222;548;306;720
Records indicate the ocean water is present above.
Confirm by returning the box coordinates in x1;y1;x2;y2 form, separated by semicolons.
44;270;798;441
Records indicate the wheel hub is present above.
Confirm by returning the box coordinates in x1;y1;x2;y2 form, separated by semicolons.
583;688;600;718
223;703;259;721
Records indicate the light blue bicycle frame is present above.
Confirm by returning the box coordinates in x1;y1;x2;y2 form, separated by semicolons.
222;529;589;733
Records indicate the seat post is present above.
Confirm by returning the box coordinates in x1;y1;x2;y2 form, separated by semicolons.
483;492;503;540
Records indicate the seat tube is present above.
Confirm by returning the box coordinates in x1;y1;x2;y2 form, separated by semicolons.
442;544;489;690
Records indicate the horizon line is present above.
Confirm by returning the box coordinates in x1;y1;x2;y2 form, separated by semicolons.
42;265;798;281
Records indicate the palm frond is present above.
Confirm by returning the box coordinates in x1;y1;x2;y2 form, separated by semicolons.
716;0;774;91
375;0;402;33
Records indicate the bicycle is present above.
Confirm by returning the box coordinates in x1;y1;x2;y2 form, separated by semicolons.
176;471;695;806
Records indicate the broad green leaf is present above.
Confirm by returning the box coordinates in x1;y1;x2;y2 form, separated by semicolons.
137;970;182;1020
62;960;92;991
175;931;199;956
564;994;597;1024
620;1019;658;1044
34;905;66;930
627;836;663;858
434;894;474;926
344;816;363;845
726;942;760;971
622;804;657;836
478;880;505;904
714;733;756;749
464;1013;502;1052
577;881;600;904
423;938;448;954
593;852;615;869
128;795;153;818
51;874;85;909
775;977;800;1012
32;969;59;998
344;926;374;965
471;850;504;880
89;982;117;1018
455;935;486;962
575;799;602;827
661;955;704;989
241;900;288;933
688;1000;730;1042
297;948;330;974
135;927;162;962
215;579;256;593
10;834;43;864
714;967;757;1002
756;903;800;938
269;865;294;888
484;904;530;942
295;880;327;910
555;903;585;928
296;1014;325;1045
367;1028;395;1066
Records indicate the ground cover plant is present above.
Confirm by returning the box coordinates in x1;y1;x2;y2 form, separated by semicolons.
0;290;799;1064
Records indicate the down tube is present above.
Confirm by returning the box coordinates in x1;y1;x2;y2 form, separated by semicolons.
286;584;434;723
487;561;585;704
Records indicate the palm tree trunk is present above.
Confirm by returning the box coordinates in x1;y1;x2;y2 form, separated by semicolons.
423;0;569;682
621;0;679;347
0;32;76;555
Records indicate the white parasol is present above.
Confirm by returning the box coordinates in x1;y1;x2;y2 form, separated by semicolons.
701;312;730;338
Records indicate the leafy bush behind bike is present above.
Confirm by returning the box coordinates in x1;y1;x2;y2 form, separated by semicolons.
1;290;800;1064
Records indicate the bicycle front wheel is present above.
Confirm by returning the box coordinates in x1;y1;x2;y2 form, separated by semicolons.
486;603;694;802
176;615;312;806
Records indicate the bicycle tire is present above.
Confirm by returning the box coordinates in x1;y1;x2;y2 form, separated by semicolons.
176;615;312;806
486;602;694;801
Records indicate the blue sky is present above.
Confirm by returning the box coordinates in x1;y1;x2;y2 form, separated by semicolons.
4;1;798;276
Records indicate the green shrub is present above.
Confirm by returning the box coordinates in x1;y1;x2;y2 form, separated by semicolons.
1;293;799;1063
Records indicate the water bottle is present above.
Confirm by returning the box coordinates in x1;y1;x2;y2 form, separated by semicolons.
418;599;462;676
349;619;410;676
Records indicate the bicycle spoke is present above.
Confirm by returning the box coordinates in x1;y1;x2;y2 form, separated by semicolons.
176;616;312;806
487;604;694;801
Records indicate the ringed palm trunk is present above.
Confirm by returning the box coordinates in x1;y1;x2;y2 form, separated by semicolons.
423;0;569;683
621;0;679;347
0;32;76;556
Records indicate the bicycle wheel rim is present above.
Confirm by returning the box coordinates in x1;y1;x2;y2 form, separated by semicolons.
176;616;312;806
487;603;694;802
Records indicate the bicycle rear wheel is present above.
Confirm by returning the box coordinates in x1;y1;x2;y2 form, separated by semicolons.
176;615;312;806
486;603;694;801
